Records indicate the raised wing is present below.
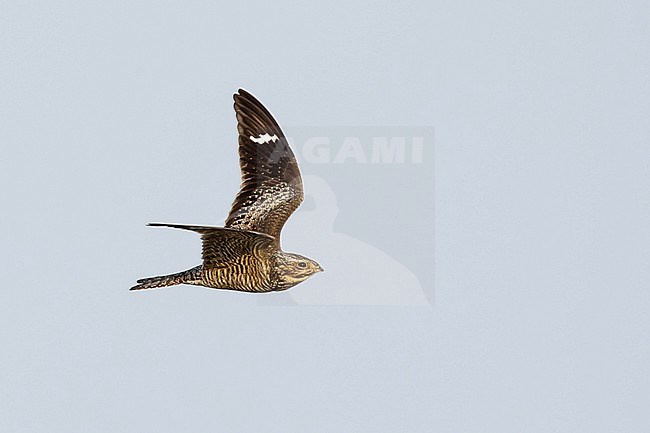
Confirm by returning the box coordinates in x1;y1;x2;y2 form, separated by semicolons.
225;89;304;246
148;223;274;267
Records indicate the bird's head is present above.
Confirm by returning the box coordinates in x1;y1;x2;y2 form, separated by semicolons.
273;252;323;290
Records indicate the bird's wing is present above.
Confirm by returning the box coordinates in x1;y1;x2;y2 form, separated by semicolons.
225;89;304;247
148;223;275;267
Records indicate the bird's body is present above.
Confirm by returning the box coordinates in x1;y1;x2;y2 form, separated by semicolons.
131;90;323;293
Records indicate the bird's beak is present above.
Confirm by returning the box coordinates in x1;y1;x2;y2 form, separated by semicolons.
317;265;324;272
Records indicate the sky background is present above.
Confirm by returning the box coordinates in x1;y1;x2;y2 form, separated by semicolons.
1;0;649;432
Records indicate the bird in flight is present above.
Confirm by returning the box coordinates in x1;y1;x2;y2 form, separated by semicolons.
131;89;323;293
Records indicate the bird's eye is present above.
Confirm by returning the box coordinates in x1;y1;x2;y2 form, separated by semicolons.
298;262;307;268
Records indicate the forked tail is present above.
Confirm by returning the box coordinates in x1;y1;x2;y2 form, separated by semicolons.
130;266;202;291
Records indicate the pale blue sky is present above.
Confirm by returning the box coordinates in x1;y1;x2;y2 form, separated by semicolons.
1;1;649;432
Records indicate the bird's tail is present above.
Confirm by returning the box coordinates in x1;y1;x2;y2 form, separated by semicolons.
130;266;202;291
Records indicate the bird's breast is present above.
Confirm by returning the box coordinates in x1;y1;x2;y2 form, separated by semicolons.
201;259;274;292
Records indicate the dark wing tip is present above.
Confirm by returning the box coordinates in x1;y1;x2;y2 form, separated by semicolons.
234;88;255;103
232;88;285;142
147;223;172;228
234;89;270;113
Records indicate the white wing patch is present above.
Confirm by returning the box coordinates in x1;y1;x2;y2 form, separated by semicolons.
250;133;279;144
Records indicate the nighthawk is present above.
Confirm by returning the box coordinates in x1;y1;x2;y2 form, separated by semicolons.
131;89;323;293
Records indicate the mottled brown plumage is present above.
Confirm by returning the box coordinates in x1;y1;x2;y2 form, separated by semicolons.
131;89;323;293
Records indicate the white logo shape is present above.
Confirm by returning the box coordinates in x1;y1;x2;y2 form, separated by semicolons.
250;133;279;144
